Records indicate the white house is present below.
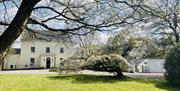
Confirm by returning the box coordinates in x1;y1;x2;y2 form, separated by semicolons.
135;59;166;73
3;31;74;70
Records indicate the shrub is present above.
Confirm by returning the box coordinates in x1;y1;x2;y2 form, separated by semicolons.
164;43;180;84
49;67;58;72
81;54;129;78
59;58;83;74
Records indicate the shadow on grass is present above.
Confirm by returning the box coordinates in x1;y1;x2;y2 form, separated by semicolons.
127;78;180;91
48;75;180;91
48;74;128;84
155;82;180;91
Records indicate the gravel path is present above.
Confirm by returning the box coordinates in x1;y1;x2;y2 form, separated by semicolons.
0;69;164;79
0;69;57;74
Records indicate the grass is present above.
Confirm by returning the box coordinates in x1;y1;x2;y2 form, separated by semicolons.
0;74;180;91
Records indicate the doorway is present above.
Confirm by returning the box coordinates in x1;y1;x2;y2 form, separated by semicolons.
46;57;51;68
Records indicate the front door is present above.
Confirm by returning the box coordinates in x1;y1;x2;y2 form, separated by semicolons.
46;58;51;68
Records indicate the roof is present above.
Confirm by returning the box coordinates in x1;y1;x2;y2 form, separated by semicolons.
21;30;71;42
133;59;165;66
13;48;21;54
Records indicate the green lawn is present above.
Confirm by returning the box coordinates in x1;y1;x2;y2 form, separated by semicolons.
0;74;179;91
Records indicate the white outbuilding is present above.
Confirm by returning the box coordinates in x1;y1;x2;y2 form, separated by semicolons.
136;59;166;73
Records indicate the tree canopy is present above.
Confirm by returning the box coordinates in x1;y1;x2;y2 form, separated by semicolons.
0;0;179;70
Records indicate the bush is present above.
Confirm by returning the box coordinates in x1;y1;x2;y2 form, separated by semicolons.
49;67;58;72
81;54;129;78
164;43;180;84
59;58;84;74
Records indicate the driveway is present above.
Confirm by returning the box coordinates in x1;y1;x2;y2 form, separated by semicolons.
0;70;164;79
124;72;164;79
0;69;57;74
0;70;112;75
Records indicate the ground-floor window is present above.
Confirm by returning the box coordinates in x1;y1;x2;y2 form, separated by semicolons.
10;65;13;69
25;65;28;67
30;58;35;66
60;58;64;60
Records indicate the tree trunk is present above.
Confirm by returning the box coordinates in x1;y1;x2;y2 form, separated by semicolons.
0;53;6;70
115;69;124;79
0;61;4;71
116;72;124;78
174;31;179;43
171;28;180;43
0;0;41;70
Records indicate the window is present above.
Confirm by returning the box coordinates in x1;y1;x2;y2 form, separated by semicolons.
46;47;50;53
60;58;64;60
14;49;21;54
31;47;35;53
60;48;64;53
25;65;28;67
144;62;147;64
30;58;35;66
10;65;13;69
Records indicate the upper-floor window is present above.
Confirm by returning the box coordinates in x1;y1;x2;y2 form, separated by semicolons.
31;47;35;53
30;58;35;66
46;47;50;53
60;48;64;53
14;48;21;54
25;65;28;67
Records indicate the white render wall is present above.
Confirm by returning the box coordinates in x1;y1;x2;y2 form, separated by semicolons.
137;62;143;72
137;59;165;73
3;40;74;69
3;55;20;69
20;40;73;68
146;59;165;73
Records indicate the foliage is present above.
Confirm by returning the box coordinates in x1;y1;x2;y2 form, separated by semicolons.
58;41;103;74
59;45;100;72
59;53;129;78
102;29;168;60
102;29;138;58
164;43;180;84
49;67;58;72
0;0;179;71
72;44;101;60
128;0;180;43
0;0;141;68
81;54;129;77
